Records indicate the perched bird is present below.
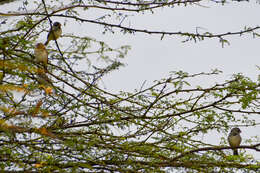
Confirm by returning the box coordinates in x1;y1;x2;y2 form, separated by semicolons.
44;22;62;45
228;127;242;155
36;67;53;95
34;43;48;72
37;72;52;87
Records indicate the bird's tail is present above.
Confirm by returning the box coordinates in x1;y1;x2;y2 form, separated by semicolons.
233;149;238;155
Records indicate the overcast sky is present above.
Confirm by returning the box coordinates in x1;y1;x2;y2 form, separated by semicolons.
99;1;260;92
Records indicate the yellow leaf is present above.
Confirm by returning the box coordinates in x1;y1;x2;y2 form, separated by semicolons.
32;100;43;116
35;163;42;168
45;87;53;95
42;111;50;117
39;127;57;139
39;127;48;135
0;119;8;127
35;161;46;168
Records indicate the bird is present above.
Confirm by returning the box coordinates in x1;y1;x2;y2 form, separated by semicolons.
37;72;52;87
34;43;48;72
36;67;54;95
34;43;53;94
228;127;242;155
44;22;62;46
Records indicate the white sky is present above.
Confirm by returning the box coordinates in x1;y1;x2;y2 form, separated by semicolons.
100;1;260;92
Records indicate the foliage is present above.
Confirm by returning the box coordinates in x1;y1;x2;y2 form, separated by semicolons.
0;0;260;172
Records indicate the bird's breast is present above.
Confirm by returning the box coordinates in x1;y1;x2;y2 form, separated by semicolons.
228;135;241;147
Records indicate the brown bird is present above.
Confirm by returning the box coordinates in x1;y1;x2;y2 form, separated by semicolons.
37;72;52;87
228;127;242;155
44;22;62;46
34;43;48;72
